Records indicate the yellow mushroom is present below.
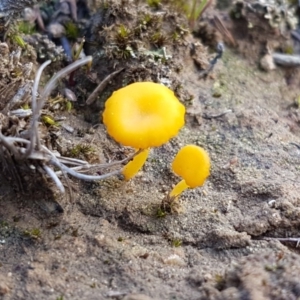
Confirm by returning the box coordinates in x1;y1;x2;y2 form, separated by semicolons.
169;145;210;198
102;82;185;180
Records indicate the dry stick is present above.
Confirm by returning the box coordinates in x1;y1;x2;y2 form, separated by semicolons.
41;144;125;183
23;60;51;159
86;68;124;105
0;132;20;158
40;145;70;192
272;53;300;67
5;137;30;144
43;165;65;193
36;56;93;123
263;237;300;247
55;149;143;176
57;156;89;166
51;157;122;181
24;56;93;161
34;5;45;31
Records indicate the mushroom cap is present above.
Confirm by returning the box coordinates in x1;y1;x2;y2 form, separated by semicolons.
102;82;185;149
172;145;210;188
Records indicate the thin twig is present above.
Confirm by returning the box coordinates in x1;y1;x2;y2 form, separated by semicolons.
23;60;51;158
57;156;89;166
0;132;20;158
203;109;232;119
36;56;93;124
55;149;142;176
213;15;236;47
43;165;65;193
51;158;122;181
22;56;93;160
86;68;124;105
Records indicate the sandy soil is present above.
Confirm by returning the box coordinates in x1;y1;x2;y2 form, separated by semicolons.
1;1;300;299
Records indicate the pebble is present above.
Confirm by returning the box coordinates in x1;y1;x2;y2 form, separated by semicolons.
260;53;276;71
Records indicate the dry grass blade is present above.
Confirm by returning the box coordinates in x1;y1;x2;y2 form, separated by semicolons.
190;0;213;29
212;15;236;47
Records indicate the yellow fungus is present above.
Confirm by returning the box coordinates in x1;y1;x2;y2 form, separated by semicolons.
170;145;210;198
122;149;150;180
103;82;185;149
102;82;185;179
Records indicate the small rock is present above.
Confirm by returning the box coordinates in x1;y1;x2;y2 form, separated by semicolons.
260;53;276;71
47;23;66;39
163;254;185;266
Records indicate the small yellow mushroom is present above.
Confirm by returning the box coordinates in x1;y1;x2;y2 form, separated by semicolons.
169;145;210;198
122;149;150;180
102;82;185;180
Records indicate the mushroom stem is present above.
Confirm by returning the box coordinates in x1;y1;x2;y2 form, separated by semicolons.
122;149;150;180
169;179;190;198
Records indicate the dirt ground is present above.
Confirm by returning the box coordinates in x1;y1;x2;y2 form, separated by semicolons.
1;1;300;299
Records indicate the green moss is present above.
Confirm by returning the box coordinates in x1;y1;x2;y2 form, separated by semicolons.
140;13;161;27
115;47;131;59
115;24;131;44
172;31;180;41
101;1;109;9
142;13;154;26
65;21;79;39
147;0;161;9
17;21;36;35
284;45;294;55
215;274;226;290
150;32;168;47
10;34;27;49
156;207;167;218
68;144;96;160
24;228;42;239
0;221;8;227
171;238;182;247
